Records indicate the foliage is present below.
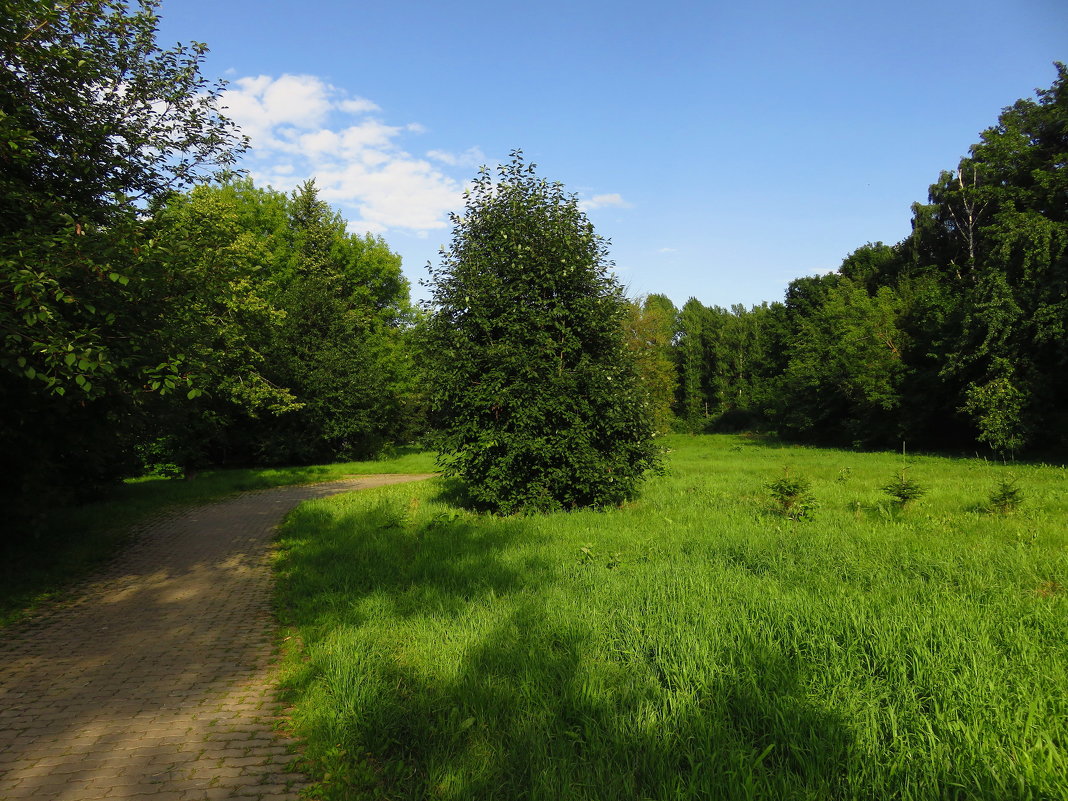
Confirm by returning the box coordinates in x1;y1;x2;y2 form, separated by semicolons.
423;151;661;514
959;366;1028;458
0;0;248;516
659;65;1067;458
986;475;1024;514
675;297;711;427
672;298;784;432
765;467;817;520
0;0;246;395
623;295;678;434
142;179;417;470
881;468;926;507
252;180;416;464
778;278;907;446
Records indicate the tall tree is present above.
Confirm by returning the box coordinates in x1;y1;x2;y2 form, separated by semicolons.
0;0;247;514
423;152;661;514
623;295;678;434
675;297;711;428
138;179;416;471
263;181;413;463
777;279;907;446
0;0;245;394
912;63;1068;453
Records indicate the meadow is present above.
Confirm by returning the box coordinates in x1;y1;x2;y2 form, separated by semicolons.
273;434;1068;801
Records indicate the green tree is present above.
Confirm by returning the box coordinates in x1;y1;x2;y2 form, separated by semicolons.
423;152;661;514
675;297;711;428
261;181;414;463
910;63;1068;452
778;279;907;446
623;295;677;434
139;179;417;470
1;0;245;394
0;0;246;514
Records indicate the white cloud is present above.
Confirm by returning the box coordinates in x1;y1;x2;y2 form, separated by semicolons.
579;192;632;211
222;73;468;236
427;146;487;169
658;247;678;253
338;97;380;114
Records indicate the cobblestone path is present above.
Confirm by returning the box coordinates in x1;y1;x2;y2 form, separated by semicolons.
0;475;435;801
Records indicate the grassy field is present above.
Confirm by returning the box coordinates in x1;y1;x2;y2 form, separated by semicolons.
0;447;436;627
273;434;1068;801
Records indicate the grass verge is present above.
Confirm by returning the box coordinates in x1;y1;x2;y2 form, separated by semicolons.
0;446;437;627
273;434;1068;800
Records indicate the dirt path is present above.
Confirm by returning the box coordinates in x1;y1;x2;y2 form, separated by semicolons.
0;474;435;801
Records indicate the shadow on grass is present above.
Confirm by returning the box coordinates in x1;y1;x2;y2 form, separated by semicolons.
276;496;855;801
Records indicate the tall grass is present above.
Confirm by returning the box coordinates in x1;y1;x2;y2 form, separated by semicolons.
0;446;436;626
274;435;1068;800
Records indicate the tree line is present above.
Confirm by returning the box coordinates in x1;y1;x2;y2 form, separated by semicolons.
1;1;419;522
659;64;1067;459
2;0;1065;526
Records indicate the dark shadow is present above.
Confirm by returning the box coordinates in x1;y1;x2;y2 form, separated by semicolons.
429;476;481;512
0;462;352;624
274;494;862;800
274;492;544;629
290;592;856;800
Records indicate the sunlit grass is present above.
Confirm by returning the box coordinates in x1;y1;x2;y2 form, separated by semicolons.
274;434;1068;800
0;446;437;626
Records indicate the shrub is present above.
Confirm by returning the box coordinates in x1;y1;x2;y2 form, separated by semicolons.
987;475;1024;514
766;468;817;520
882;468;926;507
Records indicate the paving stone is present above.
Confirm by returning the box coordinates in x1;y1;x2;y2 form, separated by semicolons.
0;474;434;801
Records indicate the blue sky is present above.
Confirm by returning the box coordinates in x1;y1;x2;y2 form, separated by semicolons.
157;0;1066;310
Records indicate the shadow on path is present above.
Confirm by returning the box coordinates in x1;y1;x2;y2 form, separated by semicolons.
0;474;434;801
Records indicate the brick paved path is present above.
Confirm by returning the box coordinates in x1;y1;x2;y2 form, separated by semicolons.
0;475;435;801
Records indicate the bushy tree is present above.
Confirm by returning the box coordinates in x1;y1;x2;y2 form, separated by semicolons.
140;179;417;470
623;295;677;434
675;297;712;428
423;152;661;514
1;0;248;515
1;0;245;395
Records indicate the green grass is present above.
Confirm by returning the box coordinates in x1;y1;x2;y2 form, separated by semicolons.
273;434;1068;800
0;446;437;627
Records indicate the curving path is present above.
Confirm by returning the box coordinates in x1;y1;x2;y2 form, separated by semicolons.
0;474;435;801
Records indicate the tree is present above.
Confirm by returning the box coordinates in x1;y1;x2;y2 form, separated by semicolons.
138;179;417;471
0;0;246;515
423;152;661;514
777;279;907;446
623;295;677;434
675;297;711;427
910;63;1068;453
1;0;246;394
257;180;415;463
